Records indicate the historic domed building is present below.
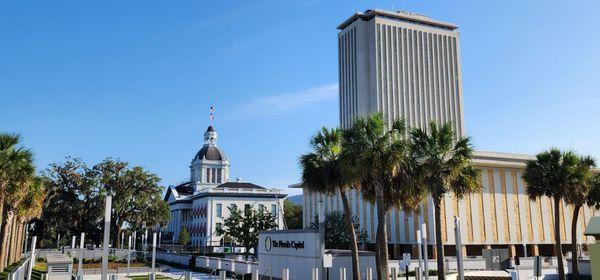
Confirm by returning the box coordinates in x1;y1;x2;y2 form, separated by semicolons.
164;125;287;249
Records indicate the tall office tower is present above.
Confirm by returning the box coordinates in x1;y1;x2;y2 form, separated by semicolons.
338;9;464;137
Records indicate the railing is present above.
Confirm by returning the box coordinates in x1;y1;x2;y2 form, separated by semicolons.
73;266;164;275
7;258;30;280
35;249;133;260
195;187;283;195
153;252;259;275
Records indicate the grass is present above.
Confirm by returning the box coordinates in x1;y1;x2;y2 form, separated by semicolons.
128;275;174;280
32;261;47;273
74;261;150;270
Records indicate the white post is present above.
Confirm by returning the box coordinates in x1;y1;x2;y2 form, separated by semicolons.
101;195;112;280
78;233;85;277
282;268;290;280
339;267;346;280
312;268;319;280
391;267;397;280
151;232;157;274
26;236;37;280
218;270;226;280
421;223;429;280
144;229;148;255
417;229;423;278
57;233;61;250
318;201;325;280
252;269;259;280
133;231;137;251
366;267;372;280
454;217;464;280
121;232;124;250
71;236;76;262
127;235;132;277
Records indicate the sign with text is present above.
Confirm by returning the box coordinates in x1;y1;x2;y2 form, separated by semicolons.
258;230;319;258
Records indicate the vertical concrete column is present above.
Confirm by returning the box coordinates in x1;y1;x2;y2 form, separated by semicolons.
510;245;516;257
339;267;347;280
312;268;319;280
282;268;290;280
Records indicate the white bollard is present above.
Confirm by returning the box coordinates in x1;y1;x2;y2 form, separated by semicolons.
26;236;37;280
252;269;259;280
78;233;85;277
312;268;319;280
339;267;346;280
218;270;226;280
282;268;290;280
184;271;192;280
391;267;397;280
366;267;372;280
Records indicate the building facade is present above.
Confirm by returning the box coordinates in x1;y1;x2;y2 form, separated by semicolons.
298;9;598;258
164;125;287;248
337;9;464;137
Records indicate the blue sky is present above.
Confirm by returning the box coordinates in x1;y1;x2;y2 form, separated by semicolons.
2;1;599;196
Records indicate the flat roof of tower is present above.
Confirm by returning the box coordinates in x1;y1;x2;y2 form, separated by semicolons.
338;9;458;30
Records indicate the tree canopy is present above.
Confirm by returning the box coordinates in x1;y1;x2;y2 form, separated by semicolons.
36;157;170;247
309;210;368;249
283;200;303;229
217;206;277;255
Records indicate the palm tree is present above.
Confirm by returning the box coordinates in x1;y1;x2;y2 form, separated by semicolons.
563;156;598;279
410;122;481;280
342;114;417;280
13;177;44;262
300;127;362;280
522;149;582;280
0;134;35;270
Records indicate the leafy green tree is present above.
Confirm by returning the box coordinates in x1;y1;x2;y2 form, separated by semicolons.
178;227;190;245
217;206;277;255
40;158;103;246
342;114;418;280
410;122;481;280
523;149;584;280
283;200;303;229
563;155;596;279
309;211;369;249
300;127;362;280
0;134;36;270
39;157;170;248
92;158;170;248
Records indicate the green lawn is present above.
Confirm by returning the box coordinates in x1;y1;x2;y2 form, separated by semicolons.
128;275;174;280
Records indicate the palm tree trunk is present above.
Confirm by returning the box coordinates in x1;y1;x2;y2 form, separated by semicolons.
340;189;361;280
8;216;18;264
15;222;23;259
553;197;565;280
0;193;4;243
434;197;445;280
0;210;15;270
374;183;389;280
570;204;581;279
